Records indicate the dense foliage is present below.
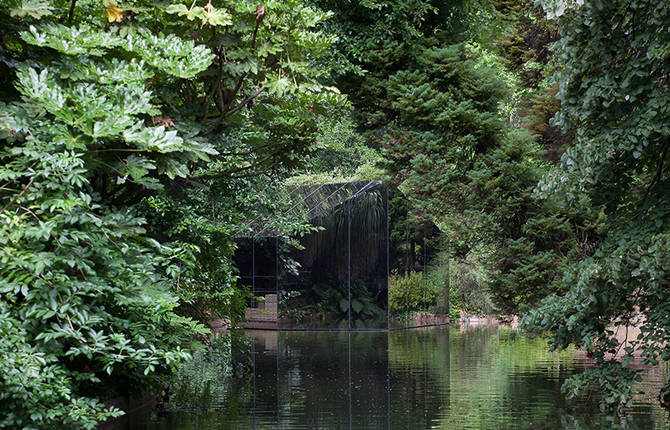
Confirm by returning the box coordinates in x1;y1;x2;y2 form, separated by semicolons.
167;333;250;410
309;0;670;409
2;0;668;424
379;45;575;313
315;0;577;314
388;271;438;316
0;0;342;427
521;0;670;409
0;1;212;426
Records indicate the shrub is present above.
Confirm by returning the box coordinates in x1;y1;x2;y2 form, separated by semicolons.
0;1;211;427
389;271;438;315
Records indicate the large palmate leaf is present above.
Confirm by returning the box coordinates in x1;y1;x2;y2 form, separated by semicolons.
166;3;233;27
9;0;53;19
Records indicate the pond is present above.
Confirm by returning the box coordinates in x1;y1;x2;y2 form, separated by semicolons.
142;325;669;430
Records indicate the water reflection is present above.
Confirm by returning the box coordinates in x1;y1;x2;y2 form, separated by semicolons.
143;326;669;430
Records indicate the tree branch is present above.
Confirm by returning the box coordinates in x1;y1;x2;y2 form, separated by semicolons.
251;12;264;50
217;142;271;157
18;205;40;221
226;85;266;116
189;153;276;181
0;177;34;217
639;139;669;209
67;0;77;24
230;165;279;179
223;72;248;116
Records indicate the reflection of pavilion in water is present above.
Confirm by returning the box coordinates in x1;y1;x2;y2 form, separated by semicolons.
244;329;451;429
145;326;668;429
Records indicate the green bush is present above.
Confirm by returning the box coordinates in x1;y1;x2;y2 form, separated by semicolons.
389;271;439;315
390;250;493;320
312;280;385;321
0;306;123;428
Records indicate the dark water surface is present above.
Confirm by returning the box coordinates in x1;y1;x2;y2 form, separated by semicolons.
144;326;669;430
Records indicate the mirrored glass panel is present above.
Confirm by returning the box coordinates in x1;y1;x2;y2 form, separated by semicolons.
388;193;449;329
348;185;388;329
278;182;389;329
279;197;352;329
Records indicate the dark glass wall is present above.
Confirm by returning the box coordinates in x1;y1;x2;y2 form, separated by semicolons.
388;193;450;329
234;237;279;323
234;181;450;331
278;183;389;329
252;237;278;302
348;187;388;329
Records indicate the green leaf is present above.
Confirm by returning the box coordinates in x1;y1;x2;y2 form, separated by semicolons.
10;0;54;19
338;298;348;313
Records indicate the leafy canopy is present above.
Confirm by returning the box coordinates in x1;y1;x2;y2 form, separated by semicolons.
522;0;670;410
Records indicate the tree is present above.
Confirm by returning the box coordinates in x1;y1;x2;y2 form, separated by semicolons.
0;0;341;427
0;5;210;423
489;0;574;161
315;0;575;314
135;0;345;324
522;0;670;410
381;44;577;312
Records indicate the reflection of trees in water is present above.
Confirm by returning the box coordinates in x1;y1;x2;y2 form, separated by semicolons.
154;328;667;430
389;326;665;430
388;327;451;428
157;334;257;429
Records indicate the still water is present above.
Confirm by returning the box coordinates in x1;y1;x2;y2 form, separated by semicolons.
144;325;669;430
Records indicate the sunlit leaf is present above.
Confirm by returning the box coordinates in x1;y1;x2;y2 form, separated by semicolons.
105;1;126;23
10;0;54;19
